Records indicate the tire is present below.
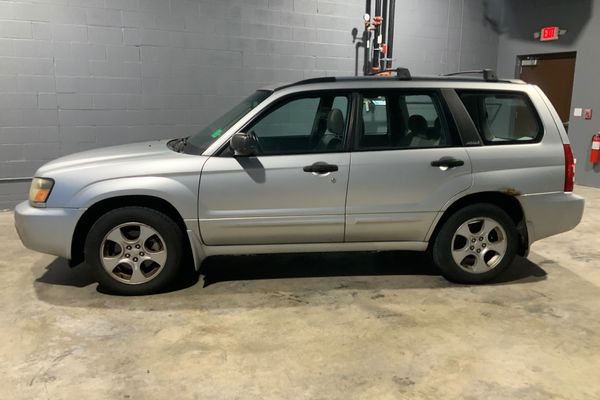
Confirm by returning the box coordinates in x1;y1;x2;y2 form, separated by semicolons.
84;206;186;295
431;204;518;284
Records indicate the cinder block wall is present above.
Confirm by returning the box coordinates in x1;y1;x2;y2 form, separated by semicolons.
0;0;497;209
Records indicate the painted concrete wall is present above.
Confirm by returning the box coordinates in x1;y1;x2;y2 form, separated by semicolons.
496;0;600;188
0;0;498;209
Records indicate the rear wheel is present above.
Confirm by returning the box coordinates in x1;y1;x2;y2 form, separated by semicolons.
85;207;186;295
432;204;518;284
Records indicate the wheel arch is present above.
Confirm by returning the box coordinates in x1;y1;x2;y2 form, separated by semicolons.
70;195;190;266
427;191;529;256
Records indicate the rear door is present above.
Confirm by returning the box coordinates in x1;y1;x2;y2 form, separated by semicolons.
345;89;473;242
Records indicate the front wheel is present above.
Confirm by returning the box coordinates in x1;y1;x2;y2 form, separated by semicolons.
431;204;518;284
85;207;186;295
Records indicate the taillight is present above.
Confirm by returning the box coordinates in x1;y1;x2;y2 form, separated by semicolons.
563;144;575;192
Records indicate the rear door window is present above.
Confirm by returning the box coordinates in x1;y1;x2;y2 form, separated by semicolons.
458;91;543;144
356;91;458;150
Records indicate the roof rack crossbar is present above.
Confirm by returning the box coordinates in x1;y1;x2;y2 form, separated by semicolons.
368;67;412;80
442;69;498;82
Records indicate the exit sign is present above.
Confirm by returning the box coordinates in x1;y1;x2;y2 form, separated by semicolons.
540;26;559;41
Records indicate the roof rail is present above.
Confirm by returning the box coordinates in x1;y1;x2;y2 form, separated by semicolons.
276;76;336;91
442;69;498;82
293;76;337;85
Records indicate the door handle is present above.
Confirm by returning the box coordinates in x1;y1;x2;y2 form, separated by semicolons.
303;162;339;174
430;157;465;168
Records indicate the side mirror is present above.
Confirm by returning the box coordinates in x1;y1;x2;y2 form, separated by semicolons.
230;132;259;156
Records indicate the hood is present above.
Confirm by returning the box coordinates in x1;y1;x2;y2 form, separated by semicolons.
37;140;173;176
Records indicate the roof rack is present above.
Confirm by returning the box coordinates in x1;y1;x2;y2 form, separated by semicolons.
274;67;514;92
277;67;412;91
442;69;498;82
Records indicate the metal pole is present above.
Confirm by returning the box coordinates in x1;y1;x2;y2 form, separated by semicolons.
372;0;381;72
363;29;370;76
386;0;396;69
363;0;372;76
381;0;388;72
355;41;361;76
0;177;32;183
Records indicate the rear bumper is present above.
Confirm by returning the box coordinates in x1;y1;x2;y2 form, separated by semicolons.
14;201;85;259
518;192;585;245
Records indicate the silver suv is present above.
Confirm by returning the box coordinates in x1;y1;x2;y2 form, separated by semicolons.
14;70;585;295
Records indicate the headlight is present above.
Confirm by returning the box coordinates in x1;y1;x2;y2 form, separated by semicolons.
29;178;54;206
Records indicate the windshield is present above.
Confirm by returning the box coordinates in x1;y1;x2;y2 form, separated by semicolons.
185;90;272;153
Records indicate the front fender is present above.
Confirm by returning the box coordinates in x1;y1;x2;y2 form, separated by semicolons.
68;175;200;221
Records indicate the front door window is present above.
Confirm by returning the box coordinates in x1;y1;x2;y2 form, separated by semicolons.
245;93;350;155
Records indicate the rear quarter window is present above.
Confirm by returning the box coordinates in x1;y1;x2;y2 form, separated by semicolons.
458;91;543;145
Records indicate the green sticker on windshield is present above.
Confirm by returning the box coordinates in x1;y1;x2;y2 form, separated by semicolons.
211;128;223;138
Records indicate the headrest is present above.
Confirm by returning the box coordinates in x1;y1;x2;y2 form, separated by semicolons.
327;108;345;136
408;115;428;134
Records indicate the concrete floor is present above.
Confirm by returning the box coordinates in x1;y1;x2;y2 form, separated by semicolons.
1;187;600;400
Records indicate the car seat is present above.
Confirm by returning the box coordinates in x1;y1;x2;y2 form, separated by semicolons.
408;115;440;147
316;108;345;151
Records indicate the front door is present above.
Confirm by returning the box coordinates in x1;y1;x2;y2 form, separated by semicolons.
199;92;352;245
345;90;473;242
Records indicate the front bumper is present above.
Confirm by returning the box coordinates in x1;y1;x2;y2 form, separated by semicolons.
14;201;85;260
518;192;585;245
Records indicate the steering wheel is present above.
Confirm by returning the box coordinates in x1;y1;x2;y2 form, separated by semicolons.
248;130;264;155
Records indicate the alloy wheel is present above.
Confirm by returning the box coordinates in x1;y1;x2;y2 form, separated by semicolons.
451;217;508;274
100;222;167;285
